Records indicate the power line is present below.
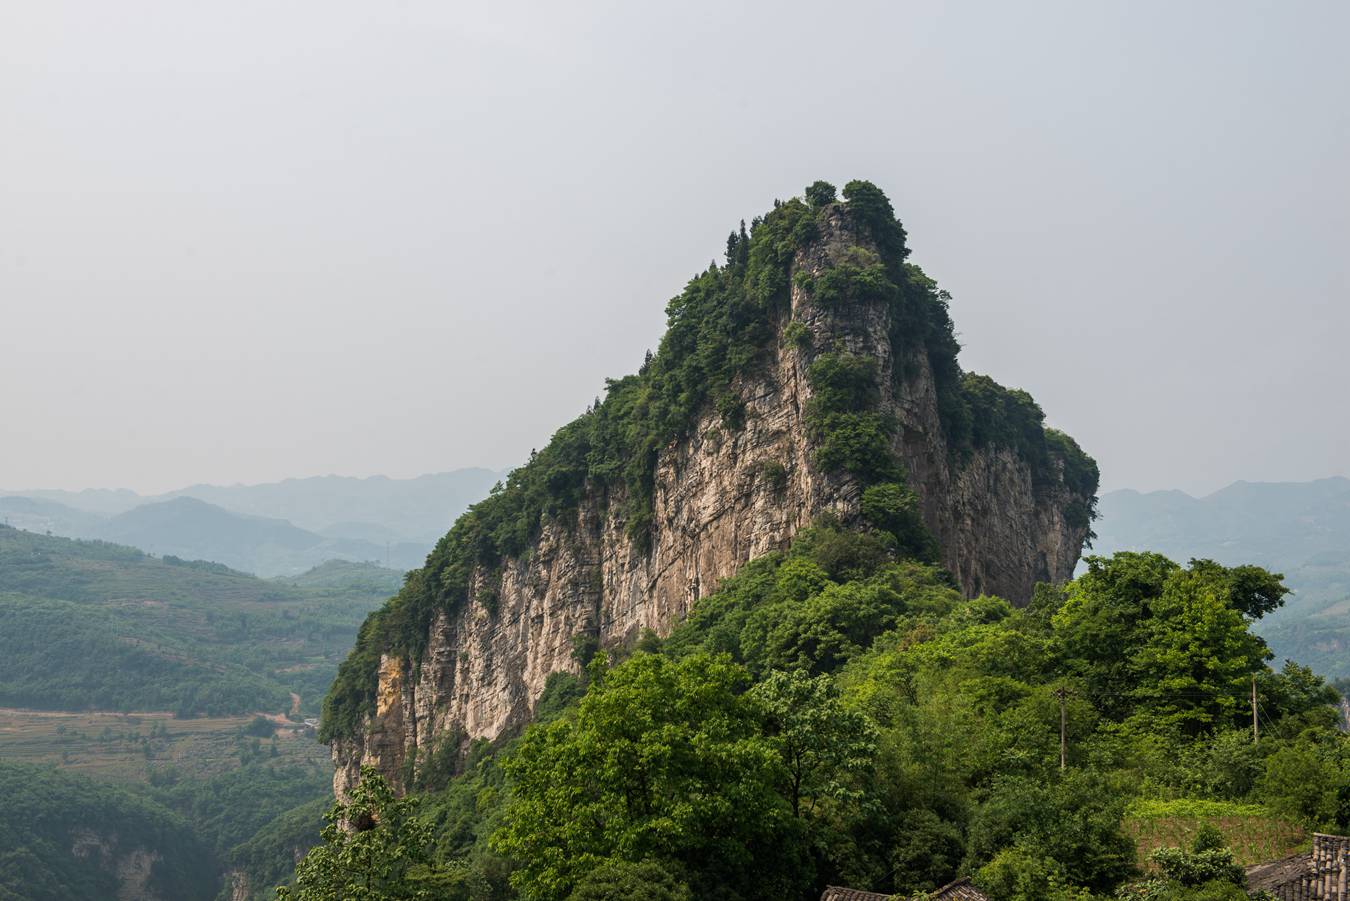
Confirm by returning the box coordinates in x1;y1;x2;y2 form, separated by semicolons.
1252;673;1260;744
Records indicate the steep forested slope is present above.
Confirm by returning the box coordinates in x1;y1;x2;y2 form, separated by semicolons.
291;526;1342;901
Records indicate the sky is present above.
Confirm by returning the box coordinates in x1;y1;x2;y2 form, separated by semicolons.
2;1;1346;497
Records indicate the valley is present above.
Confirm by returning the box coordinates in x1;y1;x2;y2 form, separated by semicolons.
0;526;398;899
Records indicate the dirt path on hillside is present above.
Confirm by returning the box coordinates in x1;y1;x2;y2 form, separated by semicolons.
289;693;301;717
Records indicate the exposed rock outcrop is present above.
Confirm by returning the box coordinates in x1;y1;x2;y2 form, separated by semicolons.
70;830;165;901
331;198;1094;799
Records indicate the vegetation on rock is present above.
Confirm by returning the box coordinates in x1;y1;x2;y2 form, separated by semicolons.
322;180;1097;744
291;513;1347;899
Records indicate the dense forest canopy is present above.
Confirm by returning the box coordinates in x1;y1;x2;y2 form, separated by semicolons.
0;761;216;900
291;525;1347;900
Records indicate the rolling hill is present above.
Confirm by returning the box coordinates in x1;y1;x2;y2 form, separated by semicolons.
1091;477;1350;678
0;524;398;716
89;496;432;577
159;469;504;542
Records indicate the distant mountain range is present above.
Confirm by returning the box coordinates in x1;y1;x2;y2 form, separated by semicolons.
0;469;502;577
1092;477;1350;679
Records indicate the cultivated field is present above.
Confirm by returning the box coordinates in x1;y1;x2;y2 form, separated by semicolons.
1125;799;1308;868
0;706;329;784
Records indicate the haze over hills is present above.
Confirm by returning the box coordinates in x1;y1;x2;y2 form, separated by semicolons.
1091;477;1350;678
157;469;505;541
0;468;504;577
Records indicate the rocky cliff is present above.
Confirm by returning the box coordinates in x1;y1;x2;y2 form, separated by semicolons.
325;181;1097;798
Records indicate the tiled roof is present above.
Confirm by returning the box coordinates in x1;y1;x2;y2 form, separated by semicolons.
1245;851;1310;892
820;888;892;901
820;878;989;901
930;878;990;900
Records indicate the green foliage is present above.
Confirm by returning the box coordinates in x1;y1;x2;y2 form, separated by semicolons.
842;179;908;265
802;250;894;308
149;760;330;862
804;180;837;208
492;653;809;901
0;761;216;901
804;350;904;484
0;591;285;715
974;846;1095;901
1191;559;1290;620
1148;845;1243;889
227;797;329;900
281;767;440;900
804;349;880;423
0;526;389;717
1051;551;1287;734
245;715;279;738
887;808;967;893
964;773;1137;893
861;482;936;559
759;460;789;493
533;672;586;723
662;523;959;677
750;670;877;817
1116;830;1247;901
566;859;691;901
783;319;810;349
1258;741;1346;826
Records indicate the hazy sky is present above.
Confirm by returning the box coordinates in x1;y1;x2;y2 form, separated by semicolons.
3;1;1346;496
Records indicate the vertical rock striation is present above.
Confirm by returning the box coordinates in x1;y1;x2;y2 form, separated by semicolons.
329;190;1095;799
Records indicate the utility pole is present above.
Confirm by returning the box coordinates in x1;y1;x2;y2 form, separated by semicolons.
1055;687;1067;771
1251;674;1260;744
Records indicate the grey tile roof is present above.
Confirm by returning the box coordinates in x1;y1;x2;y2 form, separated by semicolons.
820;878;989;901
820;888;892;901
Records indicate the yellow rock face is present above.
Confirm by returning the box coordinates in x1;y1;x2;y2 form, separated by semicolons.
375;655;403;718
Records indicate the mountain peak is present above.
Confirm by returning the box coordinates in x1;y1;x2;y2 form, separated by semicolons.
323;181;1098;795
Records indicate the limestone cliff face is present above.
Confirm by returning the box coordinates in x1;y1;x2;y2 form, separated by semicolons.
332;207;1092;798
